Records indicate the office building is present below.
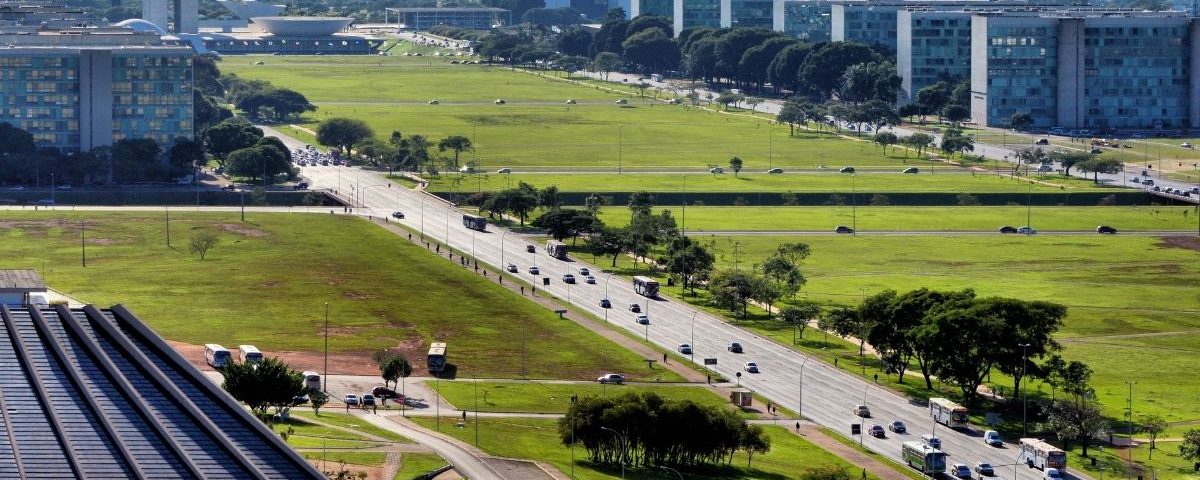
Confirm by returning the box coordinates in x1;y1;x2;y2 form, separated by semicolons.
0;28;193;152
831;2;903;52
896;8;972;102
143;0;198;34
385;7;511;30
777;0;831;42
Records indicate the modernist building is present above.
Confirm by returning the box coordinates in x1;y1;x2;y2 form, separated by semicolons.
896;8;973;102
0;28;193;152
199;16;384;54
384;7;511;30
143;0;198;33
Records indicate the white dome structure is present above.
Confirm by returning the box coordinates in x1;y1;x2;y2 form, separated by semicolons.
250;16;352;36
113;18;168;35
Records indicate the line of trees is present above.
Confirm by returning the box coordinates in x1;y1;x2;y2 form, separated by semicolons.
314;117;478;177
0;122;204;186
558;391;770;468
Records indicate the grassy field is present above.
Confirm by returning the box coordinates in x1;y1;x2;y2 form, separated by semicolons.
429;380;750;416
290;412;413;443
0;211;676;380
222;56;940;169
301;451;387;468
394;452;449;479
410;417;891;480
425;171;1108;194
569;233;1200;426
593;206;1199;231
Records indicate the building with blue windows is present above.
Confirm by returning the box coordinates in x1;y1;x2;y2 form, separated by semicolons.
896;9;973;102
778;0;831;42
831;2;903;52
0;29;193;152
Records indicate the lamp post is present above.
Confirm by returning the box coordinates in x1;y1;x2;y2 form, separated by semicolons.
689;311;697;363
420;193;426;239
1026;180;1033;233
436;374;441;431
733;242;742;271
851;174;857;236
1126;380;1136;480
500;229;509;270
599;427;626;480
1019;342;1030;436
798;355;812;418
660;466;683;480
473;375;479;446
50;173;55;206
323;302;329;392
617;124;623;175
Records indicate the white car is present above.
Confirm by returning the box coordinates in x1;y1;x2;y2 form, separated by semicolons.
983;430;1003;447
678;343;692;354
597;373;624;384
584;275;596;284
743;362;759;373
1044;468;1064;480
951;463;971;479
344;394;359;405
635;315;649;325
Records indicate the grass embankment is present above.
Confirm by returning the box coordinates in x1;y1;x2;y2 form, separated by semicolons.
411;417;890;480
0;211;675;380
593;206;1198;231
394;452;449;479
429;380;751;417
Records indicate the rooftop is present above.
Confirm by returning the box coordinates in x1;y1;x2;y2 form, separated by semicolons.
0;304;322;479
0;270;44;290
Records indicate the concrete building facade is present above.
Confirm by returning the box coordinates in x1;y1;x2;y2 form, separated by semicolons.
896;9;972;102
385;7;511;30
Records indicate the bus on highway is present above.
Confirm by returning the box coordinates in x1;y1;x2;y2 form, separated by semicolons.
545;240;568;259
929;397;970;428
901;441;946;476
633;276;660;297
1018;438;1067;470
427;342;448;374
462;214;487;231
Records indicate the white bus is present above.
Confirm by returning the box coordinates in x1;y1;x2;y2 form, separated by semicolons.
633;276;660;298
929;397;970;428
545;240;568;259
1018;438;1067;471
302;371;322;391
901;441;946;475
204;344;232;368
427;342;448;373
238;345;263;364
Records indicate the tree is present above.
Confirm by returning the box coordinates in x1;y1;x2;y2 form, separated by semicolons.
317;118;374;157
622;28;680;74
660;235;715;294
1051;150;1092;177
940;128;975;157
715;91;739;111
627;191;655;217
1140;414;1168;458
193;89;232;132
589;226;627;266
777;100;807;135
918;298;1011;406
625;15;672;38
204;119;263;163
538;185;562;210
800;42;880;100
989;298;1066;401
913;81;951;122
839;61;901;104
558;27;593;57
780;300;822;345
800;464;851;480
220;357;304;418
591;17;630;57
381;356;412;391
738;37;796;91
729;156;743;176
874;131;898;155
902;133;935;159
168;137;206;177
495;186;538;224
226;144;289;184
942;104;971;125
235;88;315;121
1075;158;1123;183
111;138;162;183
532;208;598;243
521;7;584;27
767;43;811;94
740;423;771;468
1009;112;1034;130
1180;429;1200;466
1045;398;1107;457
308;389;329;415
591;52;623;81
437;136;473;167
708;269;760;318
189;232;218;260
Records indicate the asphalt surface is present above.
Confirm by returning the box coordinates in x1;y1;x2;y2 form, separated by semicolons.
263;125;1092;480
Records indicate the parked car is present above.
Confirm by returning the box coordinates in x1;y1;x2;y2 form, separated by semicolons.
506;263;518;273
372;386;399;398
835;225;855;234
1017;226;1038;234
361;394;376;406
562;274;576;284
975;462;995;476
853;405;871;418
727;342;743;353
983;430;1003;447
888;420;906;433
528;266;540;274
840;166;856;173
636;315;650;325
767;168;784;174
391;211;405;219
1096;225;1118;234
868;424;885;438
526;244;536;253
597;374;625;384
629;303;641;313
678;343;692;354
743;362;760;373
599;298;612;308
344;394;359;405
292;393;309;405
952;463;972;479
999;225;1019;233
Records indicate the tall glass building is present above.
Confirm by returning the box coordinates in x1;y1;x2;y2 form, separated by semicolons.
781;0;832;42
0;33;193;152
832;2;902;52
896;9;973;102
970;15;1060;128
732;0;775;28
1080;17;1191;129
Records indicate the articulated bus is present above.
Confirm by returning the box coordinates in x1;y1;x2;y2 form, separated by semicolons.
427;342;448;373
1019;438;1067;471
901;441;946;476
929;397;970;428
633;276;660;298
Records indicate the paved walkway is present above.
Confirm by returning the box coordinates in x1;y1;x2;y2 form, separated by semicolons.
790;425;912;480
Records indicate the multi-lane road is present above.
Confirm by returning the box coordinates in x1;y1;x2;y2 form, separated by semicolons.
264;126;1093;480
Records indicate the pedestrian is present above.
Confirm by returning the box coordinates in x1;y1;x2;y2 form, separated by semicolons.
834;357;838;367
462;411;467;421
345;401;349;413
521;286;525;295
408;233;412;240
373;403;377;414
436;244;440;253
767;401;771;413
795;421;800;431
706;374;711;384
874;373;878;384
663;352;668;363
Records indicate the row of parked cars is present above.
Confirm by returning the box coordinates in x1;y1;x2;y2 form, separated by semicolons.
343;385;401;407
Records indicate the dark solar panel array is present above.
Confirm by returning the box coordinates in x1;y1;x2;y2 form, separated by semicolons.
0;305;323;480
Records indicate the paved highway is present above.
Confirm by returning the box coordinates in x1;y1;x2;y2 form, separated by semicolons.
266;126;1084;480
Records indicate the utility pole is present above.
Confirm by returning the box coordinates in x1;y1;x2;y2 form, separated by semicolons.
1126;380;1136;480
323;302;329;392
617;124;623;174
1019;343;1030;436
165;206;170;247
80;219;87;267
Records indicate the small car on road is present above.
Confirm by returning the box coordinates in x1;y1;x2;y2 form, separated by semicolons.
951;463;972;479
528;266;540;275
579;267;590;276
999;225;1018;233
853;405;871;418
635;315;650;325
344;394;359;406
840;166;856;173
984;430;1003;447
868;424;885;438
526;244;536;253
1097;225;1118;234
902;167;919;174
360;394;376;406
597;374;624;384
1018;226;1038;234
678;343;692;354
888;420;906;433
391;211;405;219
727;342;743;353
506;263;518;273
767;168;784;174
835;225;855;234
974;462;995;476
1044;468;1064;480
599;298;612;308
743;362;760;373
629;303;641;313
563;274;576;284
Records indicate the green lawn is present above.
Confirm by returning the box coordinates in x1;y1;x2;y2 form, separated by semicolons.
290;411;413;443
429;380;748;416
572;233;1200;426
593;206;1198;231
0;211;675;380
222;57;938;169
394;452;449;480
410;417;892;480
300;451;388;468
425;171;1107;194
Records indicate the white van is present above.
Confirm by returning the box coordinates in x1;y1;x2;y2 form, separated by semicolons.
238;345;263;364
204;344;232;368
303;371;321;391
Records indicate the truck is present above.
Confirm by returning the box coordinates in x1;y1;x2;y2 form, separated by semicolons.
462;214;486;231
546;240;568;259
929;397;970;428
901;441;946;476
427;342;448;374
1018;438;1067;471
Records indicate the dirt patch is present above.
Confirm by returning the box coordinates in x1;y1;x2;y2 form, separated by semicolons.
343;291;376;300
307;460;384;480
218;223;269;238
168;340;419;376
87;238;117;245
1157;236;1200;252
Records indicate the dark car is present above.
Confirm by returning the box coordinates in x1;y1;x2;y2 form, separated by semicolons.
727;342;743;353
391;211;405;219
835;225;854;234
562;274;576;284
839;166;856;173
902;167;919;174
629;303;641;313
1096;225;1118;234
294;182;309;190
869;424;886;438
372;386;399;399
999;225;1018;234
599;298;612;308
526;244;536;253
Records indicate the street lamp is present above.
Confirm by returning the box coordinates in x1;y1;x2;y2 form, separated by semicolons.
851;174;857;236
659;466;684;480
689;311;697;363
1126;380;1136;480
599;427;626;480
323;302;329;392
1019;343;1030;436
798;355;812;418
500;229;510;270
